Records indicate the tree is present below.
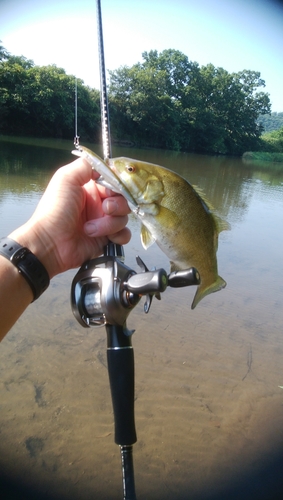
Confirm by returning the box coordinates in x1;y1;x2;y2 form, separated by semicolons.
192;67;270;154
109;50;200;150
109;50;271;154
0;41;10;61
0;56;31;133
261;126;283;152
0;44;271;153
0;54;100;140
258;112;283;133
5;55;34;69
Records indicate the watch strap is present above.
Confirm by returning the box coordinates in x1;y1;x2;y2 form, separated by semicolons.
0;237;50;301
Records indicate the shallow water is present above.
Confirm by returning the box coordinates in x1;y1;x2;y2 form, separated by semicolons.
1;137;283;499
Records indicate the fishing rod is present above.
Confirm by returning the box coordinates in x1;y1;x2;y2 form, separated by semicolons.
96;0;112;160
71;1;137;496
96;0;136;497
71;1;200;498
99;0;136;498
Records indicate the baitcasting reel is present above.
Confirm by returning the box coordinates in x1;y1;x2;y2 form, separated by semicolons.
70;242;200;499
71;243;200;331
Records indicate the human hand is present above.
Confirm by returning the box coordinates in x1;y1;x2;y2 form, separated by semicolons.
9;157;131;279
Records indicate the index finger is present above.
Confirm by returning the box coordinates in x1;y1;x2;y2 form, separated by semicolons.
102;195;131;216
53;158;99;187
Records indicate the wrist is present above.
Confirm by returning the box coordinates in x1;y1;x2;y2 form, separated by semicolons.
9;222;58;280
0;236;50;302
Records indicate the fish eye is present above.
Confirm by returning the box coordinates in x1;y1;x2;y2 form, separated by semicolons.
126;165;135;173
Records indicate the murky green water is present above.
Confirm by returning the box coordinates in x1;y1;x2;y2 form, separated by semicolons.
1;137;283;499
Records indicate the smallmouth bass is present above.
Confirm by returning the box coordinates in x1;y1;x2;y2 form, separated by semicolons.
107;157;230;309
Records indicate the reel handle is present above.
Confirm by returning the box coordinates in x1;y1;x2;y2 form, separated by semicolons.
168;267;200;287
125;268;168;295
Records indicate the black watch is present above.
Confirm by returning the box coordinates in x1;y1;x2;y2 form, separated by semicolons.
0;237;50;301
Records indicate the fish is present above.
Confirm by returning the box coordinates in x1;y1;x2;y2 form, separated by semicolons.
106;156;230;309
72;146;140;213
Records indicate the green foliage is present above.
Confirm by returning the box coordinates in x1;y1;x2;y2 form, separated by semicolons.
109;50;271;155
0;40;10;61
258;112;283;133
243;151;283;163
0;45;100;141
260;126;283;152
0;43;273;155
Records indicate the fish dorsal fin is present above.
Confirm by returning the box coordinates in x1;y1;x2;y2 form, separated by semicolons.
141;224;156;249
214;215;231;233
193;184;215;211
193;185;230;234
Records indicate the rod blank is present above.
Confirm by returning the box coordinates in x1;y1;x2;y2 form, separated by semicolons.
96;0;112;159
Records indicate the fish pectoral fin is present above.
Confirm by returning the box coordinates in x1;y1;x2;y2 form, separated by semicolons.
139;203;160;216
144;179;164;203
141;224;156;249
191;275;227;309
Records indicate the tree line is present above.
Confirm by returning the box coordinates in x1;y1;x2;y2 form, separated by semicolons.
0;43;276;155
258;112;283;133
0;43;101;141
261;127;283;153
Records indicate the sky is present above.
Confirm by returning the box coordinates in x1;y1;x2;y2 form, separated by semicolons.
1;0;283;112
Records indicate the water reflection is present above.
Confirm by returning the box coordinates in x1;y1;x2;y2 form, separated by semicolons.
1;137;283;500
0;139;74;234
0;138;273;224
119;148;283;227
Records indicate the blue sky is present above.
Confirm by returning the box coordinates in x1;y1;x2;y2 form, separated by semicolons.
1;0;283;111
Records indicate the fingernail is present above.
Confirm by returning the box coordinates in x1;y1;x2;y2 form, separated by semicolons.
84;221;97;235
104;199;118;215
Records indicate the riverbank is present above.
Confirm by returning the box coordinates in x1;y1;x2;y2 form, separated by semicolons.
0;134;78;151
243;151;283;163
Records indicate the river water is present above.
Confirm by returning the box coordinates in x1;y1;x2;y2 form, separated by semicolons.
0;137;283;499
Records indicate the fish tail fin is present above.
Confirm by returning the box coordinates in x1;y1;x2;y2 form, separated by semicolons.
191;275;227;309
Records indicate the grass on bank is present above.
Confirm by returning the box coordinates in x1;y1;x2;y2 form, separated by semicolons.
242;151;283;163
243;126;283;165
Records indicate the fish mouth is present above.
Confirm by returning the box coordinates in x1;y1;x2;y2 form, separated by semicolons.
106;159;144;216
110;166;117;175
108;161;117;175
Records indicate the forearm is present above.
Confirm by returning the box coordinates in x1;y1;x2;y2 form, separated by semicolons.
0;225;52;341
0;255;34;341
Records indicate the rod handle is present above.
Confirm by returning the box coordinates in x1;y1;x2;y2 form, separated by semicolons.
106;325;137;445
